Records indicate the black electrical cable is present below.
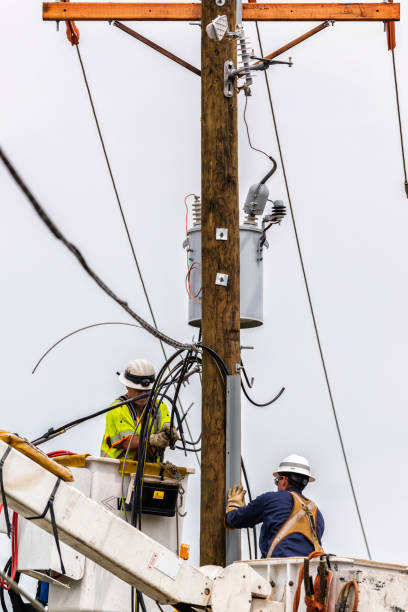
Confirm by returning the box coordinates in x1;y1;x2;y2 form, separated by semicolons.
131;587;137;612
0;558;38;612
259;157;278;185
170;350;193;437
0;147;191;352
2;139;200;467
32;321;143;374
131;349;187;530
149;354;199;451
0;146;229;536
198;343;230;376
30;392;149;446
179;402;194;424
175;445;201;453
31;321;201;467
241;381;285;407
31;352;197;449
242;87;278;207
246;527;253;561
240;361;254;388
75;46;179;355
138;590;147;612
254;22;372;560
184;434;201;445
241;457;258;559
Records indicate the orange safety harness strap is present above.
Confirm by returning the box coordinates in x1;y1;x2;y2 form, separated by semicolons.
267;491;322;557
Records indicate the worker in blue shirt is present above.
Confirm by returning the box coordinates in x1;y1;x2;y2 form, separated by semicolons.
225;454;324;558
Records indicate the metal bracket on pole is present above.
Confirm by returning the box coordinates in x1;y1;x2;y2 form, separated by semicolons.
224;60;235;98
226;375;241;565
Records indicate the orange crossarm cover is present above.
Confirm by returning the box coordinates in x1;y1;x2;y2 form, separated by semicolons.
0;431;74;482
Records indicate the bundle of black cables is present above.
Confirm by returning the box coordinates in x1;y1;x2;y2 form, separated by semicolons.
128;348;207;612
128;345;229;612
129;347;208;530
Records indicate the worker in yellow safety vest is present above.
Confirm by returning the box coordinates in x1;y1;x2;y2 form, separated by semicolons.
100;358;179;461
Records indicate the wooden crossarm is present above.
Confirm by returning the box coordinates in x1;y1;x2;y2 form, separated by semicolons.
43;2;400;22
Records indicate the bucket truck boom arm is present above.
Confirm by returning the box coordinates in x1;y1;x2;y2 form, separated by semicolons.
0;441;275;612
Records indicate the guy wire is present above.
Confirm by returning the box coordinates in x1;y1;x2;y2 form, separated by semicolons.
254;22;372;559
390;48;408;196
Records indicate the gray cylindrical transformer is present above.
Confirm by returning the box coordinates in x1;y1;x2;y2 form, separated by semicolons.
185;225;265;328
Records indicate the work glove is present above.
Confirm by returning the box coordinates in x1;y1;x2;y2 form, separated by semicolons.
226;484;246;513
162;422;180;442
149;431;170;448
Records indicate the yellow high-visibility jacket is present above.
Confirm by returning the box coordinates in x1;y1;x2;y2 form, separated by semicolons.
100;395;170;460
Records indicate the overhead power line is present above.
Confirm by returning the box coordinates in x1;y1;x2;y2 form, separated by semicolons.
75;45;201;463
32;321;142;373
390;49;408;198
254;22;372;559
0;146;190;352
75;46;167;353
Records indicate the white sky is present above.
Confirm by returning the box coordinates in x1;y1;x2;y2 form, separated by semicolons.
1;0;408;577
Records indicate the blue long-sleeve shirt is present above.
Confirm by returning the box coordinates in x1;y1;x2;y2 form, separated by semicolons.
225;487;324;558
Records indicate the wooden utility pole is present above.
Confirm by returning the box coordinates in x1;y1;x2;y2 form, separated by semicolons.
42;0;399;569
200;0;240;567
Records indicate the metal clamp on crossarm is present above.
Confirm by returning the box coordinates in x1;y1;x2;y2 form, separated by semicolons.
224;55;293;98
250;55;293;70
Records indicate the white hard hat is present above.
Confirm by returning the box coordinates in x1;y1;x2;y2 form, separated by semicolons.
118;359;155;390
273;454;315;482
